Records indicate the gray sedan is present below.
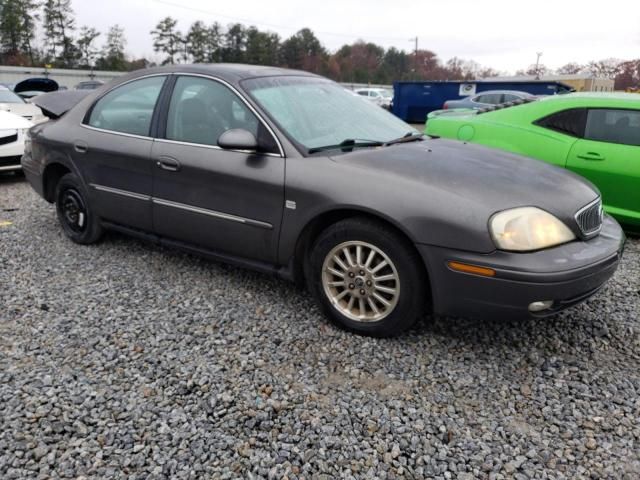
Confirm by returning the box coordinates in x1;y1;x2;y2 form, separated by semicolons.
22;64;625;336
444;90;536;110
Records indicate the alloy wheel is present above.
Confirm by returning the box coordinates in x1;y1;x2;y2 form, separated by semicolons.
321;240;400;322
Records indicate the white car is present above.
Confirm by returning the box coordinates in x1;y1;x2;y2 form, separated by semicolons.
354;88;393;109
0;110;33;173
0;86;48;124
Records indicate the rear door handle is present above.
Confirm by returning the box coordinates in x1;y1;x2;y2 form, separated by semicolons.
156;156;181;172
74;141;88;153
577;152;605;161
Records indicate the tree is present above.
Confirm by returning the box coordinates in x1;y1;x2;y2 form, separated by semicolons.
42;0;77;67
151;16;182;65
221;23;246;63
334;41;384;83
614;59;640;90
556;62;584;75
587;58;622;78
97;25;127;71
205;22;223;62
0;0;39;65
280;28;326;73
76;26;100;68
185;21;208;63
245;27;280;66
378;47;410;83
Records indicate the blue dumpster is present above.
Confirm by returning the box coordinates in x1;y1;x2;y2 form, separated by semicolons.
392;80;574;123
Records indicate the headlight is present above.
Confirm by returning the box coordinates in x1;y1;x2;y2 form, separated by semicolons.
490;207;575;252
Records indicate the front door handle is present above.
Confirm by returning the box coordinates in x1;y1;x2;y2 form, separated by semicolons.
156;156;181;172
577;152;605;161
74;141;88;153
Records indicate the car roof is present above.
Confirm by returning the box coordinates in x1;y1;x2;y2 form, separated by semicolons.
122;63;319;86
538;91;640;107
473;90;535;96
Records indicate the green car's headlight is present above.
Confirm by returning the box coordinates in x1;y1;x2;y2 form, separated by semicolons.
490;207;575;252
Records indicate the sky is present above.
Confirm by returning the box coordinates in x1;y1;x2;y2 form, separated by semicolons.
72;0;640;73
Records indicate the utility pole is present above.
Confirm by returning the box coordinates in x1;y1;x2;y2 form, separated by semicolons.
535;52;543;79
409;37;418;78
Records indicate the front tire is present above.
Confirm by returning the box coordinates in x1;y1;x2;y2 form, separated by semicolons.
306;217;427;337
55;173;103;244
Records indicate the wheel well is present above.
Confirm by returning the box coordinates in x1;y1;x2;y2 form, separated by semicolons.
292;209;432;302
43;163;71;202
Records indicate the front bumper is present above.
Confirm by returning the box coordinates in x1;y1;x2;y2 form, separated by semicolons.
0;131;25;172
419;215;626;320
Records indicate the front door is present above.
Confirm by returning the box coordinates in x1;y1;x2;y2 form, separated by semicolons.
78;75;167;231
566;108;640;224
151;75;285;263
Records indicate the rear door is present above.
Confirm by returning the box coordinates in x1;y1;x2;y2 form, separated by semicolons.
566;108;640;223
151;74;285;263
79;75;167;231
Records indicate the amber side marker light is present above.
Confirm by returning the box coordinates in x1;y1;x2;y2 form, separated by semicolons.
447;261;496;277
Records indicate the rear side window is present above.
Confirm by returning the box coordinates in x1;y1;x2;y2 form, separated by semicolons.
475;93;503;104
502;94;520;103
584;109;640;146
535;108;587;137
87;76;166;136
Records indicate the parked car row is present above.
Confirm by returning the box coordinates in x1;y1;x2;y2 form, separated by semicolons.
20;64;625;337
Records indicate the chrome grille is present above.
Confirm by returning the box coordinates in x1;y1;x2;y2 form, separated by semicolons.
575;198;603;237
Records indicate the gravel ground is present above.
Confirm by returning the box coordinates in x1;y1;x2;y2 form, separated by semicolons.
1;175;639;480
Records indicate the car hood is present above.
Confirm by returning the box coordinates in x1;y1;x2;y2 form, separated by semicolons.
0;102;42;118
0;110;33;129
330;139;599;235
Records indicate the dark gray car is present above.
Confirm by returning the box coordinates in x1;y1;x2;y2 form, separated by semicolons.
22;64;625;336
444;90;536;110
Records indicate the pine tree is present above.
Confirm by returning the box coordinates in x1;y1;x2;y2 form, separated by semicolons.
151;17;182;65
0;0;38;64
76;26;100;68
97;25;127;71
42;0;77;66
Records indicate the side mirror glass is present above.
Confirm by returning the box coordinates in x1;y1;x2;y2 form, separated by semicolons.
218;129;258;151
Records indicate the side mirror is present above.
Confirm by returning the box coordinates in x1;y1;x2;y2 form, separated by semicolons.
218;129;258;151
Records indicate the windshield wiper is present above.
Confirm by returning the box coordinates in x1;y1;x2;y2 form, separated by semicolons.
383;131;424;146
308;138;384;154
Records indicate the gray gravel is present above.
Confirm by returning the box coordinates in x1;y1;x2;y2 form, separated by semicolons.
1;175;639;479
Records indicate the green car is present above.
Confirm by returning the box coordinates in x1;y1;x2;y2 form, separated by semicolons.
425;93;640;230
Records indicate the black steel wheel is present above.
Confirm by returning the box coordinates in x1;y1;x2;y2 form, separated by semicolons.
55;173;103;244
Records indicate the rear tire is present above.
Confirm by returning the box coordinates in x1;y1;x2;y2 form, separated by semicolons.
306;217;427;337
55;173;103;244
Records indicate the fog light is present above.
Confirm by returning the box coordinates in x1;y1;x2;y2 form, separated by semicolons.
528;300;554;312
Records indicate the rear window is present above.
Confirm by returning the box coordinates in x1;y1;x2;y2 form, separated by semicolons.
535;108;587;138
584;109;640;146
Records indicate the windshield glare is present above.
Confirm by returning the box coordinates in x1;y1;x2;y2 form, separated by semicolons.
243;76;413;151
0;89;25;104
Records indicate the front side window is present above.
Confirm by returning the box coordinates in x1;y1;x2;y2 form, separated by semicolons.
243;76;413;152
584;109;640;146
357;91;368;97
165;76;277;153
87;76;166;136
535;108;587;138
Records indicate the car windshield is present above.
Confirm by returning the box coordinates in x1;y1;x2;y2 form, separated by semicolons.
0;89;25;104
243;76;413;151
380;89;393;99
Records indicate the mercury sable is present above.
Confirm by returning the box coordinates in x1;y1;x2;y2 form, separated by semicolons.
22;64;625;336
